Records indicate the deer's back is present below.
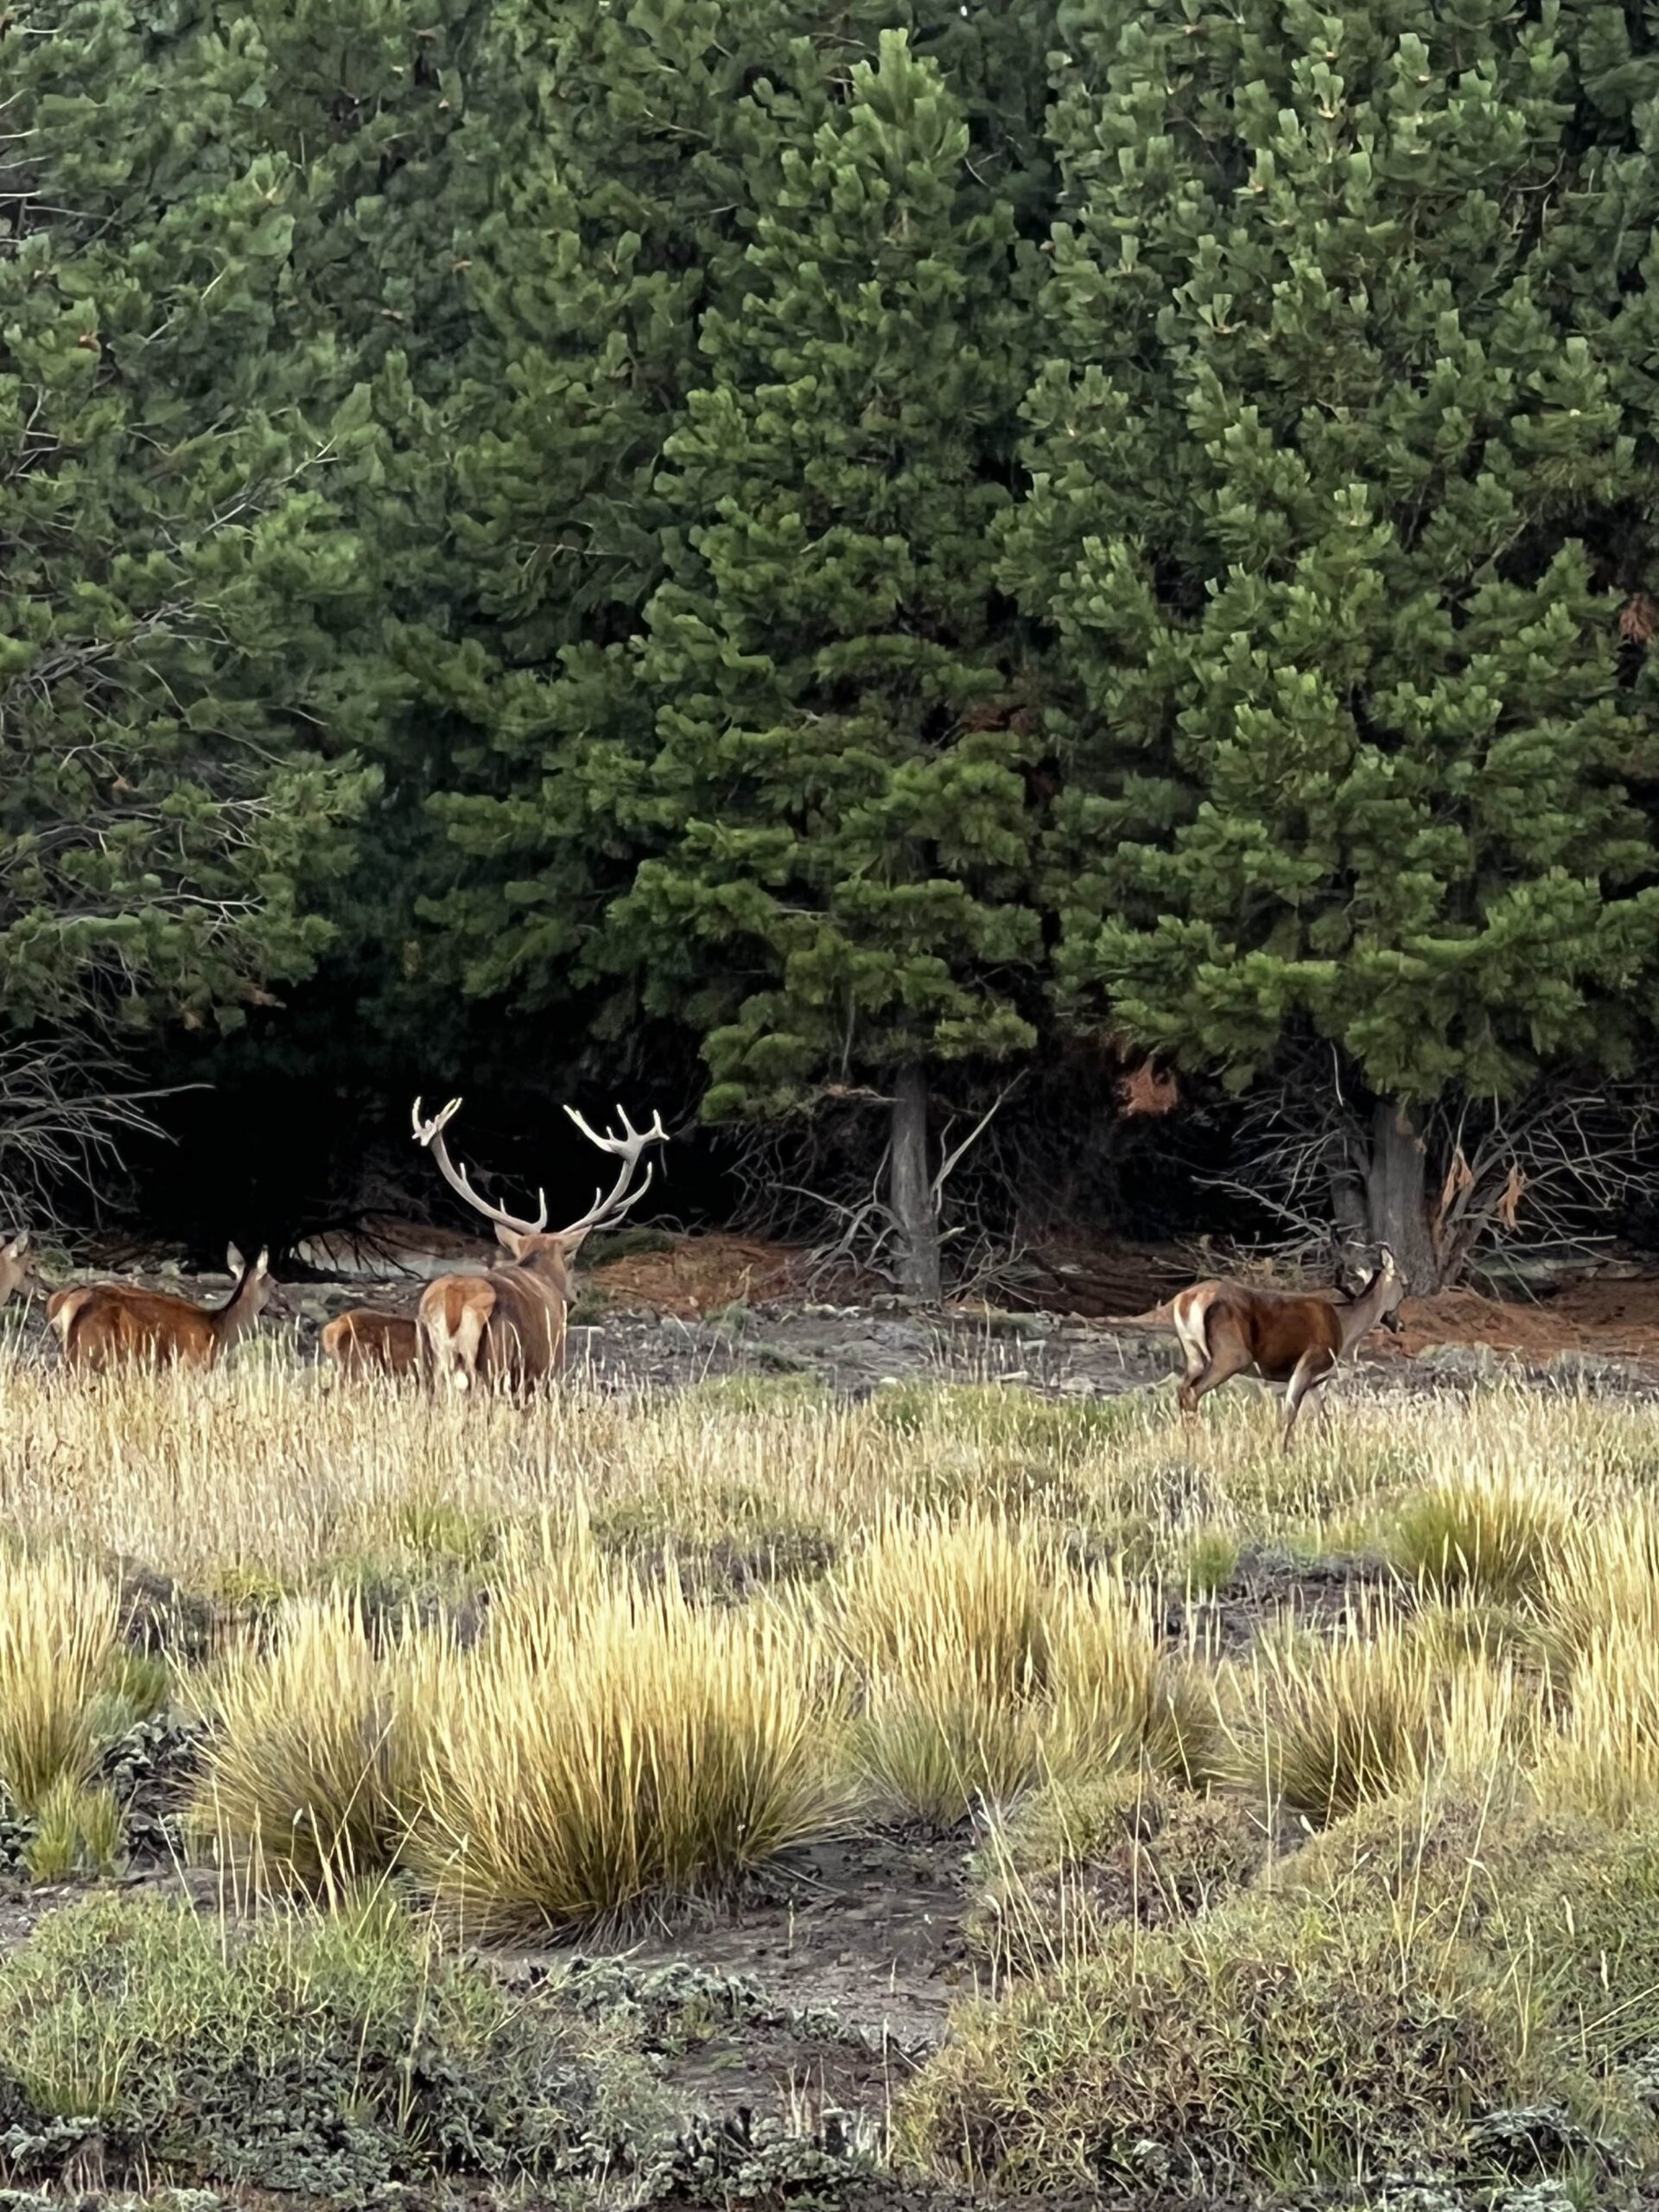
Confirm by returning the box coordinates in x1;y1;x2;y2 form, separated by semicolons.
67;1287;218;1369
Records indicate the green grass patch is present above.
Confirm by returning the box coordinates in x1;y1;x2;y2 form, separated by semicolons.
0;1888;659;2198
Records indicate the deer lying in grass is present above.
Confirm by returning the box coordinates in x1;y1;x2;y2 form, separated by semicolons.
1170;1246;1406;1449
411;1096;667;1394
0;1230;39;1310
321;1308;423;1379
48;1245;276;1372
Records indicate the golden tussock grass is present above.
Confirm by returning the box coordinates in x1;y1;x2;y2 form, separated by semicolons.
1;1351;1649;1589
818;1509;1211;1821
408;1560;846;1932
188;1591;453;1889
0;1548;121;1812
8;1349;1659;1936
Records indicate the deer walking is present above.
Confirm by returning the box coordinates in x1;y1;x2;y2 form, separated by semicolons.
1169;1248;1405;1449
321;1309;424;1380
410;1096;667;1394
49;1246;276;1372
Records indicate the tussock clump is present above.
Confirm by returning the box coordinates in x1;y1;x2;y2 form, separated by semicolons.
188;1592;449;1887
1538;1615;1659;1821
22;1777;124;1882
410;1566;843;1931
828;1510;1055;1822
1046;1572;1220;1786
823;1512;1204;1822
0;1549;121;1813
1237;1614;1441;1823
1537;1501;1659;1663
1389;1465;1572;1605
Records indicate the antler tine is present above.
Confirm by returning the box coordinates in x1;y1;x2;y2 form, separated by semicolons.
410;1095;550;1236
556;1102;670;1238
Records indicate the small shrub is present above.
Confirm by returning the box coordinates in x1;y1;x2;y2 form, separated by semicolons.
410;1568;845;1929
0;1888;656;2196
1389;1469;1571;1605
0;1550;121;1812
898;1890;1526;2195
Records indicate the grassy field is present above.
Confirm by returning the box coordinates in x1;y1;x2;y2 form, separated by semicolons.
0;1348;1657;2206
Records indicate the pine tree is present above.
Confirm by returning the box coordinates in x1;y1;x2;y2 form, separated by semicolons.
595;29;1041;1296
416;2;1059;1077
1007;0;1659;1284
0;0;377;1065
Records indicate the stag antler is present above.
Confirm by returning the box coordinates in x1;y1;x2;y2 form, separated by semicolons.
411;1097;549;1236
557;1103;671;1240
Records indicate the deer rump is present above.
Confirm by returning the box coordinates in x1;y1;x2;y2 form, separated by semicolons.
418;1269;565;1392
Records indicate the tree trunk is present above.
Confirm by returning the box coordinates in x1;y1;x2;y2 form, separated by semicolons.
1363;1097;1438;1291
890;1062;943;1303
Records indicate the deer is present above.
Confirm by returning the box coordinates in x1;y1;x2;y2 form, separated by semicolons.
1169;1246;1406;1450
0;1230;40;1311
320;1308;424;1380
48;1245;276;1372
410;1096;668;1394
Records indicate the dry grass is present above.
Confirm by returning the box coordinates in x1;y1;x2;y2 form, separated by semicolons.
817;1510;1208;1821
16;1344;1659;2200
0;1352;1649;1590
0;1548;121;1812
188;1592;449;1888
1388;1462;1573;1604
408;1559;845;1931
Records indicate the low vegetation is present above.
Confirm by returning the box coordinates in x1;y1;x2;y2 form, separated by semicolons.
3;1350;1659;2202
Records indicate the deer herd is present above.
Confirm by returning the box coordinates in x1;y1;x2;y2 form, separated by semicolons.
0;1099;1409;1445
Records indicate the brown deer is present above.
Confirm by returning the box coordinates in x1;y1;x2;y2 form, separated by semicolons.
49;1245;276;1372
1170;1247;1405;1449
0;1230;40;1310
321;1308;423;1379
410;1096;667;1393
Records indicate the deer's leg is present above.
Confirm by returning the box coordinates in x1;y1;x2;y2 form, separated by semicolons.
1281;1346;1337;1452
1182;1319;1254;1419
451;1300;489;1393
1172;1299;1214;1416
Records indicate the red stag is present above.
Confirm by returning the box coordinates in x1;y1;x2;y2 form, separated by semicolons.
410;1096;667;1393
1170;1247;1405;1448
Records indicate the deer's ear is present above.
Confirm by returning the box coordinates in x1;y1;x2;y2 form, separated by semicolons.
494;1224;528;1260
559;1224;594;1261
226;1243;245;1276
253;1248;270;1276
3;1230;27;1257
